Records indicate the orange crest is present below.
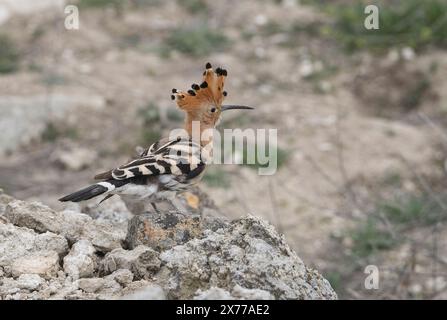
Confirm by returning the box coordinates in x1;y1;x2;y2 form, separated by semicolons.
171;62;228;112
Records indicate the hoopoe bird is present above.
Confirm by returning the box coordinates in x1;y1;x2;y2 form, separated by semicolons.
59;62;253;213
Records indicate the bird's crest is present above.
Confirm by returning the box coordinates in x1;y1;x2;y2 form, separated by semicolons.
171;62;228;112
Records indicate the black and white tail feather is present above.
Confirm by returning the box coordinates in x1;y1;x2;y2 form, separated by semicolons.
58;137;205;203
58;180;127;202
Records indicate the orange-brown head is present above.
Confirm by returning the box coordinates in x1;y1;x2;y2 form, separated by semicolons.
171;62;253;138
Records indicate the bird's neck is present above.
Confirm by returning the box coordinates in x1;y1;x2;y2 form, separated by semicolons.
185;115;214;147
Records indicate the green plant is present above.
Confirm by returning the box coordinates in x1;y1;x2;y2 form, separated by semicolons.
138;102;161;125
130;0;162;7
141;128;162;145
242;144;288;171
77;0;122;8
221;114;252;128
203;167;231;188
380;194;447;226
324;271;343;292
256;20;323;49
166;108;183;122
349;217;397;258
402;77;431;110
329;0;447;52
303;64;338;82
178;0;208;14
381;171;402;187
0;34;19;74
137;102;162;144
163;27;228;57
42;72;67;86
347;190;447;259
259;21;285;37
41;123;79;142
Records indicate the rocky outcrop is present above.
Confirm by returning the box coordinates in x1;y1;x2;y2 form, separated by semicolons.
99;246;160;279
0;190;337;300
0;223;69;267
125;212;203;251
63;240;98;280
156;216;336;300
4;200;125;252
193;286;274;300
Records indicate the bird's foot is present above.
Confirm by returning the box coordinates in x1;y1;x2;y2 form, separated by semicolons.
150;202;161;214
169;198;191;216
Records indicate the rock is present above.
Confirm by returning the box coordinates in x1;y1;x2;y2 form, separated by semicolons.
231;285;274;300
33;232;69;257
0;215;8;224
83;196;133;225
121;284;166;300
194;285;273;300
193;287;234;300
5;200;70;233
16;274;44;291
156;216;337;300
0;195;336;300
125;211;202;251
99;246;160;279
11;251;60;279
76;278;105;293
97;279;122;298
5;200;124;252
63;240;97;280
46;283;78;300
104;269;134;287
0;223;68;272
0;190;14;217
0;278;21;295
79;218;126;253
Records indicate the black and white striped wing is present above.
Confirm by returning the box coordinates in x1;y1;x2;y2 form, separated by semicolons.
111;138;204;180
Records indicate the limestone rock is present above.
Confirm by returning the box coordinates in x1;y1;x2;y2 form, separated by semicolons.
231;285;275;300
99;246;160;279
5;200;124;252
63;240;97;280
121;284;166;300
75;278;105;293
83;196;133;225
16;274;45;291
11;251;60;279
0;223;68;272
104;269;134;287
125;211;202;251
0;190;14;217
193;286;273;300
0;278;21;295
0;194;337;300
193;287;234;300
156;215;337;300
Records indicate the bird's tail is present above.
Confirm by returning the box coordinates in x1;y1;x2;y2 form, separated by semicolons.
59;181;123;202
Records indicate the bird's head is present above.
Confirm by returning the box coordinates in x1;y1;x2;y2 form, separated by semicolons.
171;62;253;135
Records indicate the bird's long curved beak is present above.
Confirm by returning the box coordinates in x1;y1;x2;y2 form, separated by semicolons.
221;105;254;111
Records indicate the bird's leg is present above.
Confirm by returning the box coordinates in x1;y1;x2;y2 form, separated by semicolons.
150;202;160;214
169;197;190;216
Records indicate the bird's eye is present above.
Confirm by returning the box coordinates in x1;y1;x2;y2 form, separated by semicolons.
210;107;216;113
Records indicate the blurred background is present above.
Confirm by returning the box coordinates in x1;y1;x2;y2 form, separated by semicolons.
1;0;447;299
